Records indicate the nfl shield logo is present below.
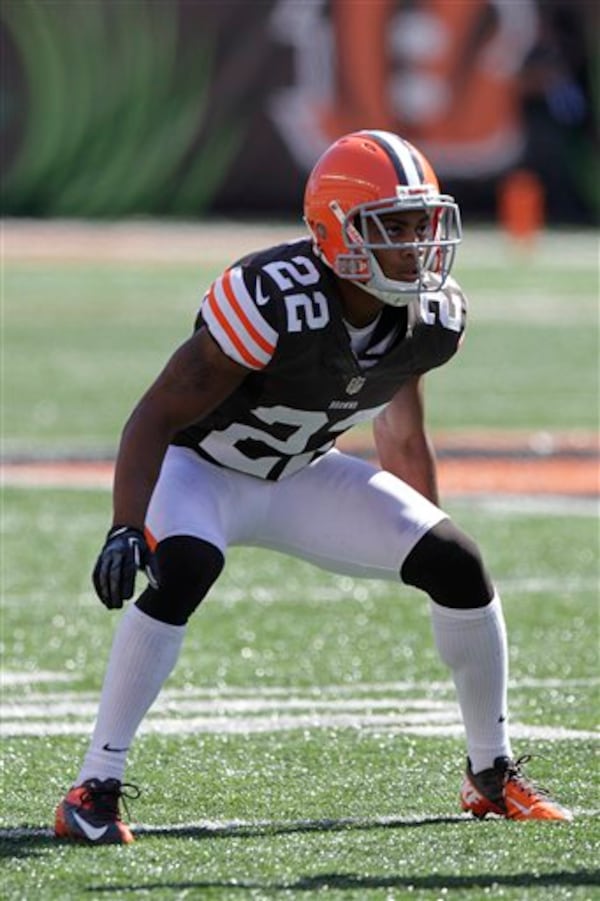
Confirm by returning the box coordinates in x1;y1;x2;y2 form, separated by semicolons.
345;376;366;395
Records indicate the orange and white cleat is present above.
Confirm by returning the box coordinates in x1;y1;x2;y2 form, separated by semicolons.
55;778;139;844
460;755;573;821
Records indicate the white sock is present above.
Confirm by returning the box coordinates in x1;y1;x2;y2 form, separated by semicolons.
429;592;512;773
77;605;185;784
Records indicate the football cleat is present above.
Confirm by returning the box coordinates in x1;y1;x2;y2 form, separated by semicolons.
461;755;573;821
55;778;140;844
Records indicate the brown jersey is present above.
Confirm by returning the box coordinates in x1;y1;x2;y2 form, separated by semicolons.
173;238;466;480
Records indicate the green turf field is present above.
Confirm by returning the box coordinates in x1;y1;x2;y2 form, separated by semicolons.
1;226;599;898
2;228;599;454
1;489;599;899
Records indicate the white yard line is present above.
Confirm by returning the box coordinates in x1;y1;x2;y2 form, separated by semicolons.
451;494;599;518
2;804;599;842
0;670;76;686
3;672;598;694
2;713;596;742
1;674;598;741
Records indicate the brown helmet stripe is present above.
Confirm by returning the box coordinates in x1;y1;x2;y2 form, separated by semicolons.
362;130;424;186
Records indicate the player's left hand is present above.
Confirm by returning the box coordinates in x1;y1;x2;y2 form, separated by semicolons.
92;526;159;609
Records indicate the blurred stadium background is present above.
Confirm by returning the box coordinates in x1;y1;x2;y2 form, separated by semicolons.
1;0;597;225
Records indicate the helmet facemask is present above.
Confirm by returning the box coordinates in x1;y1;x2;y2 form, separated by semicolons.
329;187;462;307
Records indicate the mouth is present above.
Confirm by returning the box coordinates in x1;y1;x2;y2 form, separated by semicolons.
393;252;422;282
374;248;423;283
395;267;419;282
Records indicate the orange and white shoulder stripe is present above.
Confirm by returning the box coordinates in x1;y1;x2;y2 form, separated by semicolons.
202;267;278;369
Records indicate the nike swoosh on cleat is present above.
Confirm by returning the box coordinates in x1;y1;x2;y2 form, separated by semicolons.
508;797;534;817
102;742;129;753
72;811;109;841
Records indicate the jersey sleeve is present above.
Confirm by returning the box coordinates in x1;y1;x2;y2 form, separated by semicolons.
201;265;279;369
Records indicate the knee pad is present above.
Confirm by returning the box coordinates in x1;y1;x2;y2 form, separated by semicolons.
400;519;493;608
136;535;225;625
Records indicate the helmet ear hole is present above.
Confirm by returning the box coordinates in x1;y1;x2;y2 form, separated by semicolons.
316;223;327;240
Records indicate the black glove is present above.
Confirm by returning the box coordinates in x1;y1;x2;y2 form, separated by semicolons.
92;526;159;609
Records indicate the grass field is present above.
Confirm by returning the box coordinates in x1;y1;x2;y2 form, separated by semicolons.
1;223;599;899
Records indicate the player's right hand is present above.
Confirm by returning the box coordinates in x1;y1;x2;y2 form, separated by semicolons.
92;526;160;609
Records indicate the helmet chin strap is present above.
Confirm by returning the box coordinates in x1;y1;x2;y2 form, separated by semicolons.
354;281;417;307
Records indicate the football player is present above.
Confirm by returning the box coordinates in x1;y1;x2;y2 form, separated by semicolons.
55;130;571;844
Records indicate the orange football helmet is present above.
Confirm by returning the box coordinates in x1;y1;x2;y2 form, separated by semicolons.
303;130;462;305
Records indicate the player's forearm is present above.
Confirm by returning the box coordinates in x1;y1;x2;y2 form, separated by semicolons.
379;447;439;504
386;450;439;504
374;418;440;505
111;404;173;531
